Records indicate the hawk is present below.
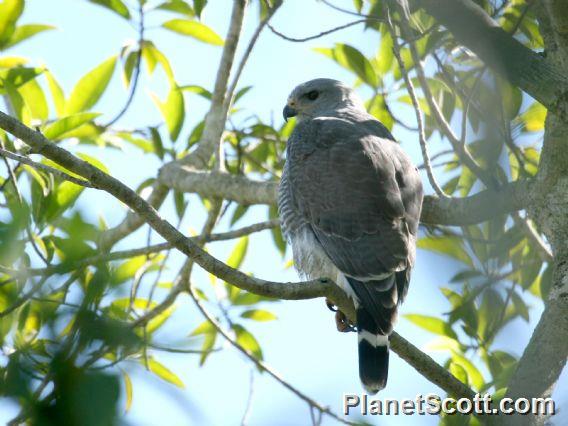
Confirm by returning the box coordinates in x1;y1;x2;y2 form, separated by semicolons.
278;79;423;393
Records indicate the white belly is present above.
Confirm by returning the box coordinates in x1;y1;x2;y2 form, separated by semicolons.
290;226;357;302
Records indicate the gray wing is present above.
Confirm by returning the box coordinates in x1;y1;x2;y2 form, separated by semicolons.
285;116;423;280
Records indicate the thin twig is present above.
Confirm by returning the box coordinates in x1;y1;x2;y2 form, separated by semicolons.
0;147;94;188
149;343;221;354
394;6;496;190
225;1;282;113
13;219;279;278
386;8;450;199
513;212;553;262
267;19;366;43
0;276;49;318
0;141;49;264
103;1;145;128
240;369;255;426
187;282;356;426
320;0;383;21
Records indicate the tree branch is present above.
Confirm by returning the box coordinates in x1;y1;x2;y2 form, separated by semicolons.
182;0;248;168
0;147;94;188
98;0;250;250
15;219;280;278
413;0;568;112
159;162;532;226
390;333;476;399
267;19;366;42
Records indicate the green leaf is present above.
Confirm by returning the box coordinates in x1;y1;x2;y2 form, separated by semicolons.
230;204;249;226
157;1;195;16
173;190;187;219
18;78;49;121
234;85;252;104
122;371;133;412
149;127;165;160
65;55;117;115
450;269;482;283
477;288;504;342
141;40;174;80
112;255;148;284
43;112;101;140
227;236;249;269
150;85;185;141
162;19;224;46
0;67;44;91
147;357;185;388
181;84;212;100
190;320;215;336
199;328;217;365
241;309;277;322
451;351;484;390
315;44;378;88
511;290;529;322
449;361;468;386
147;305;176;334
45;71;66;117
233;324;262;360
111;297;156;311
0;0;24;48
192;0;207;19
521;102;546;132
375;28;393;76
417;235;473;267
88;0;131;19
77;152;109;173
366;94;394;131
0;56;28;68
45;181;85;222
404;314;458;340
232;292;277;306
121;49;139;88
5;24;55;49
5;81;27;123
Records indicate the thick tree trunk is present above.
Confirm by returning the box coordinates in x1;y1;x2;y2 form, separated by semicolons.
503;2;568;425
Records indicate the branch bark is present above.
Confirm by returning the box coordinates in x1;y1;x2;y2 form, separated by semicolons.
501;4;568;422
159;162;532;226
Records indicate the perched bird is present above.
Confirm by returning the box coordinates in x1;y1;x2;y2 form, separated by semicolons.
278;79;423;393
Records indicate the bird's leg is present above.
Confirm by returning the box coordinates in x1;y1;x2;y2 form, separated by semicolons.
325;298;337;312
335;310;356;333
325;298;356;333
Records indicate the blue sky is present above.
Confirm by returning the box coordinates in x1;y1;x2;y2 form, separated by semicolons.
1;0;566;425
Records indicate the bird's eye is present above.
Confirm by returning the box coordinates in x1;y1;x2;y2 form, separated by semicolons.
306;90;319;101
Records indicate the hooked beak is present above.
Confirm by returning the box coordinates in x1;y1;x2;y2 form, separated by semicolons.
283;104;297;122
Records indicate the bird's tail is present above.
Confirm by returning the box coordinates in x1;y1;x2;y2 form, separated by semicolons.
356;307;389;394
347;273;408;394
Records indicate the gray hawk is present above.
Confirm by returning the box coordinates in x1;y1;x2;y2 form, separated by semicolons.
278;78;423;393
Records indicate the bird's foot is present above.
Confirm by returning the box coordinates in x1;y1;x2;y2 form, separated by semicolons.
325;298;337;312
335;310;356;333
325;298;355;332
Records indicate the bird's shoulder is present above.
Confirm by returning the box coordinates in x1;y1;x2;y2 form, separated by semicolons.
289;111;395;147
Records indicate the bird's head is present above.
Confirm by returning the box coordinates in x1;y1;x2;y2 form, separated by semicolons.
283;78;364;122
